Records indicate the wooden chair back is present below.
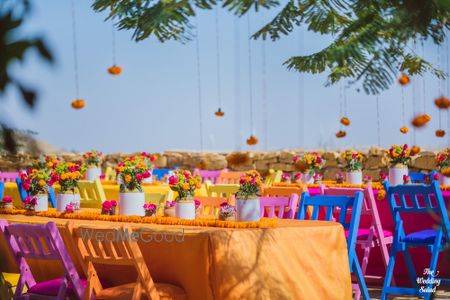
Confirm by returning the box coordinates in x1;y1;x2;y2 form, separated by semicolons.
217;171;243;184
78;179;107;208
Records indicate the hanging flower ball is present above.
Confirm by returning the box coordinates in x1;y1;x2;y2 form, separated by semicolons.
411;114;431;128
108;65;122;76
436;129;446;137
340;117;350;126
434;96;450;109
214;108;225;117
398;74;410;86
335;130;346;138
410;145;421;156
399;126;409;134
71;99;85;110
246;135;258;146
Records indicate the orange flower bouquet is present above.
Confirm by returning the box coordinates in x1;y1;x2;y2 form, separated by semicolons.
168;170;202;220
436;149;450;185
83;150;103;180
52;162;86;212
293;152;325;184
386;144;415;186
236;170;263;222
341;151;364;184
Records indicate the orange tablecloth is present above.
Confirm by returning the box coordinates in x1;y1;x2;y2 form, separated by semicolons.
0;214;351;299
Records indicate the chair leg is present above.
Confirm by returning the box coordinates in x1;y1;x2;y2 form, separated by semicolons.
403;247;418;288
353;257;370;300
360;243;372;276
423;245;441;300
381;246;397;300
379;239;394;285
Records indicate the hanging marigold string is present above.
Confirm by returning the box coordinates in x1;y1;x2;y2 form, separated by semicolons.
214;5;223;117
340;85;350;126
70;0;84;110
246;13;257;146
336;82;346;138
234;16;242;150
108;17;122;76
195;12;204;151
436;43;446;138
261;12;268;150
400;86;408;134
297;29;304;148
376;96;381;146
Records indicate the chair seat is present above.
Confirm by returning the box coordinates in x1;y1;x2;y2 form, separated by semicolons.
404;230;447;244
2;273;20;288
28;278;87;296
345;229;393;240
96;282;187;300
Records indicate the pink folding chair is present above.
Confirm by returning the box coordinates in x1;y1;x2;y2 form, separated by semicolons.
193;169;227;184
320;183;393;300
0;221;85;300
0;172;19;183
259;194;299;219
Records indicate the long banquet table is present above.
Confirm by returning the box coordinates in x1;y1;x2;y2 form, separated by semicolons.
0;214;352;300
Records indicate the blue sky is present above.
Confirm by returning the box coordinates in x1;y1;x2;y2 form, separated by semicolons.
2;0;450;153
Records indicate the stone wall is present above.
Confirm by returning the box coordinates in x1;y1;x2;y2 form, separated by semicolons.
0;148;439;180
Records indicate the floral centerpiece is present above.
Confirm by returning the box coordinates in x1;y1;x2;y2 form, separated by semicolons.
83;150;103;180
20;168;56;212
143;203;157;217
235;170;262;222
219;202;236;221
168;170;201;219
101;200;117;215
294;173;302;183
336;171;345;184
115;156;151;216
281;173;291;183
52;162;86;212
341;151;364;184
387;144;414;185
363;175;372;184
24;196;37;211
293;152;325;184
436;149;450;185
164;200;176;217
403;175;411;184
313;173;323;184
140;152;157;183
38;155;61;171
1;195;13;209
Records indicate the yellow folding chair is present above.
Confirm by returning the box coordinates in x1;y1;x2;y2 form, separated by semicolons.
103;166;116;181
265;169;283;186
78;178;106;208
1;272;22;299
195;196;229;217
205;181;240;198
145;190;174;216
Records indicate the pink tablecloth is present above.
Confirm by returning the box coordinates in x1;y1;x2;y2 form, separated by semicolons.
308;187;450;284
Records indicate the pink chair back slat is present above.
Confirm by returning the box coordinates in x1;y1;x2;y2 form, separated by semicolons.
193;169;226;184
259;194;299;219
0;172;19;183
0;221;85;299
321;185;373;215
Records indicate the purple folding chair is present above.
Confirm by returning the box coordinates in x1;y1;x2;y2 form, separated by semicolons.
193;168;227;184
0;172;19;183
259;194;299;219
0;221;85;300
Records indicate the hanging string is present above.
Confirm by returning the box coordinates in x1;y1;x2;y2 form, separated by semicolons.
339;82;343;129
376;96;381;147
261;13;268;150
195;13;204;151
247;14;254;136
401;88;406;126
438;43;442;131
70;0;80;99
111;18;117;65
234;17;241;150
297;29;304;148
412;40;417;145
214;6;222;110
343;84;348;116
421;40;426;112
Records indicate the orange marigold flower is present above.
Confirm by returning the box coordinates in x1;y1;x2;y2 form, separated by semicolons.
336;130;346;138
215;108;225;117
124;175;132;183
246;135;258;146
340;117;350;126
71;99;85;109
436;129;446;137
38;180;46;186
398;74;410;86
399;126;409;134
377;190;386;201
410;145;421;156
411;114;431;128
434;96;450;109
108;65;122;75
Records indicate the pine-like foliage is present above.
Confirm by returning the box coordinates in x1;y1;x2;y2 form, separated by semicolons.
92;0;450;94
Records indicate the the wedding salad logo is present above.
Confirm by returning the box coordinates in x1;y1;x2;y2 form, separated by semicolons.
417;268;441;293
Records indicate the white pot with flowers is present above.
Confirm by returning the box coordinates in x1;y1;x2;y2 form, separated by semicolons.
53;162;86;212
235;170;262;222
292;152;325;184
83;150;103;181
21;168;58;212
387;144;419;186
101;200;118;215
168;170;202;220
1;196;14;209
342;151;364;185
116;156;151;216
436;150;450;186
140;152;157;183
143;203;158;217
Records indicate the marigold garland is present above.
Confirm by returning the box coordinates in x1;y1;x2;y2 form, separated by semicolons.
214;108;225;117
436;130;446;137
398;74;410;86
108;65;122;75
71;99;85;109
410;145;421;156
377;189;386;200
411;114;431;128
434;96;450;109
336;130;346;138
399;126;409;134
0;208;278;229
340;117;350;126
246;135;258;146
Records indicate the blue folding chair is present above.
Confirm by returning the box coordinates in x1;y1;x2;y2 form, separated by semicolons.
0;182;4;200
15;178;56;208
382;181;450;300
297;191;370;299
409;171;437;184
